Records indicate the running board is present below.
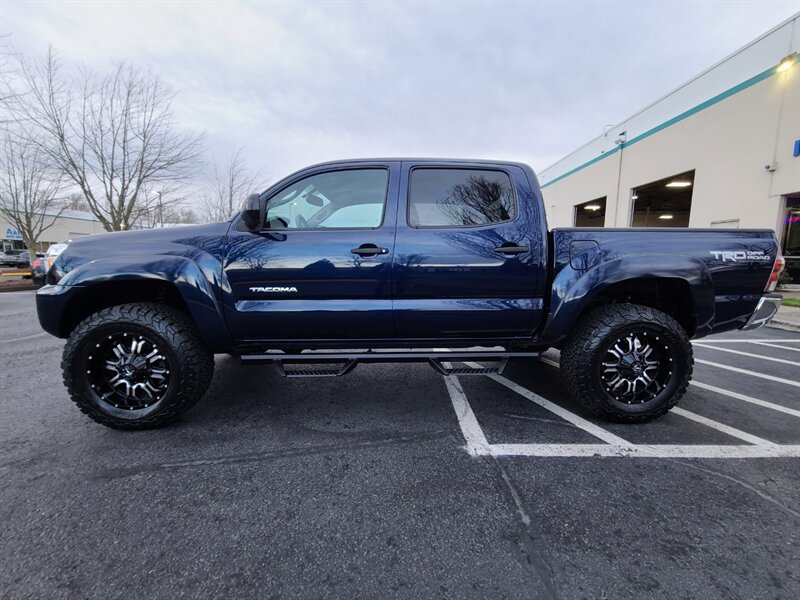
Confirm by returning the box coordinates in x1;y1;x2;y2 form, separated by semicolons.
428;357;509;376
240;350;537;379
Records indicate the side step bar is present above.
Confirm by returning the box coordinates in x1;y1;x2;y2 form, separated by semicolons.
240;350;538;379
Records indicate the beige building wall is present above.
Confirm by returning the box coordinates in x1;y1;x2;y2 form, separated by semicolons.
0;211;107;252
541;58;800;231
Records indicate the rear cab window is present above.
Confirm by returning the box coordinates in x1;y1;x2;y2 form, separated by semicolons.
408;168;516;228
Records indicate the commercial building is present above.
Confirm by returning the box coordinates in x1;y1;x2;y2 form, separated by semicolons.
0;209;106;253
539;13;800;282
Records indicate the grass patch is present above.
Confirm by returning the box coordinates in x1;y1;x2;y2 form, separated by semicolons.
782;297;800;308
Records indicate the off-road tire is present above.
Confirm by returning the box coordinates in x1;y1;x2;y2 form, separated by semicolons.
62;303;214;430
560;303;693;423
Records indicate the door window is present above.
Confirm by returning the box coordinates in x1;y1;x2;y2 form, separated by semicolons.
408;168;515;228
264;169;388;230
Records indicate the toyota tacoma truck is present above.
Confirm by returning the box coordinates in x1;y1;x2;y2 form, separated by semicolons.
36;159;785;429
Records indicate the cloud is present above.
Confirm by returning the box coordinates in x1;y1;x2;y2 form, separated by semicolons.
3;0;797;192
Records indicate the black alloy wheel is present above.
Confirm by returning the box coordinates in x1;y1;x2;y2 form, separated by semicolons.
560;303;693;423
63;303;214;429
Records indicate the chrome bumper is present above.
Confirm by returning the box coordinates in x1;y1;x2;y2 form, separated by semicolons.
741;294;782;331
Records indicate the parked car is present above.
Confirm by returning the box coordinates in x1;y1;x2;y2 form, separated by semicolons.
36;159;785;430
31;245;67;286
14;250;42;269
0;249;25;267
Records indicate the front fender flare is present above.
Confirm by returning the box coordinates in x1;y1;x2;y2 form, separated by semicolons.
43;255;233;350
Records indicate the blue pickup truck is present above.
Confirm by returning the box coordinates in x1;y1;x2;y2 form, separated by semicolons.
36;159;785;429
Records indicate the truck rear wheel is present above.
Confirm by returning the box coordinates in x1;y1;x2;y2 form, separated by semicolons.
560;303;692;423
62;303;214;430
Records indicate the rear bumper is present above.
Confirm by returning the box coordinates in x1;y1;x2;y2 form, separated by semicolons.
741;293;782;331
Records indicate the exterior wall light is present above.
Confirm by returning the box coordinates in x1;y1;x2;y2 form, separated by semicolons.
777;53;797;73
665;181;692;188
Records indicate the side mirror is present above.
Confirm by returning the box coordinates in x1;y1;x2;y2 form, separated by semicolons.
240;193;264;231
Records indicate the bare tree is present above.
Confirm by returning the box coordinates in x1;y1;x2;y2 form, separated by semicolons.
0;133;63;257
199;148;264;223
2;49;204;231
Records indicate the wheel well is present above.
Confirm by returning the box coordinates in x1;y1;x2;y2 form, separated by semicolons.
59;280;189;337
583;278;696;336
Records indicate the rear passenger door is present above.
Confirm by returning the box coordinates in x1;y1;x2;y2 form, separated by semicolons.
392;163;545;340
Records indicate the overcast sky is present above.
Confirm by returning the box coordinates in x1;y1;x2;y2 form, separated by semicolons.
2;0;798;188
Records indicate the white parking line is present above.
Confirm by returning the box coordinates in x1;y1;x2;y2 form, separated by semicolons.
753;341;800;354
437;352;800;458
487;444;800;458
443;376;490;455
695;339;800;343
695;358;800;388
693;342;800;366
670;407;777;446
690;381;800;418
542;355;800;417
482;373;632;446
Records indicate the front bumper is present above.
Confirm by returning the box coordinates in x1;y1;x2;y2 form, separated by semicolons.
741;293;782;331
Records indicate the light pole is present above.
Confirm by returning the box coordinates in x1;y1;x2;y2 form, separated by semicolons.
150;190;164;228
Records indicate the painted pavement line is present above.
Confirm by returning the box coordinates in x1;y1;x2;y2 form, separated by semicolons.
693;342;800;367
461;362;632;446
690;381;800;418
694;358;800;388
486;444;800;458
684;339;800;343
752;341;800;354
443;375;491;456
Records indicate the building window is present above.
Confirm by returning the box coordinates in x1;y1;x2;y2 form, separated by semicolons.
782;196;800;284
630;170;694;227
574;197;607;227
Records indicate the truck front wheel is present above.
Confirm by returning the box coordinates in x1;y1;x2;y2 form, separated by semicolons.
62;303;214;429
560;303;693;423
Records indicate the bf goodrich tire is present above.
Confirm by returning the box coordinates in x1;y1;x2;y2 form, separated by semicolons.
560;303;693;423
62;303;214;430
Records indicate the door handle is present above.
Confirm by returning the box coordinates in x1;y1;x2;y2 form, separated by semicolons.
494;244;529;256
351;244;389;257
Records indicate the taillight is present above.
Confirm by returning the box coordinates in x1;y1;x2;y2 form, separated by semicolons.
765;255;785;292
32;259;42;268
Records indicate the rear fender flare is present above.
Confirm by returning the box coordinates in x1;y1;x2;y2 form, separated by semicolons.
541;254;714;344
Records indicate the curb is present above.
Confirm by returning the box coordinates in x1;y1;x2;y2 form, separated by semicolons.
768;320;800;333
0;285;38;293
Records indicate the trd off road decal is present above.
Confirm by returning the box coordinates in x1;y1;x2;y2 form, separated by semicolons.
709;250;771;263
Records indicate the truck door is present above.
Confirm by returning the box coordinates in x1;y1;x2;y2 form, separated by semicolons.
223;163;399;341
392;163;546;340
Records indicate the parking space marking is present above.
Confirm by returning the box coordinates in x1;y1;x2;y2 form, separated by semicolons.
695;358;800;388
693;342;800;366
753;341;800;353
543;354;800;419
693;339;800;343
444;347;800;459
443;376;490;455
690;381;800;418
486;444;800;458
670;407;777;446
462;362;632;446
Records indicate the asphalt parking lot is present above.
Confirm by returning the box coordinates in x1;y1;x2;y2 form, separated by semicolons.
1;290;799;599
